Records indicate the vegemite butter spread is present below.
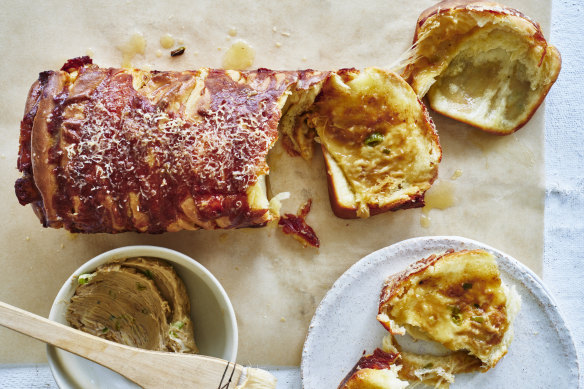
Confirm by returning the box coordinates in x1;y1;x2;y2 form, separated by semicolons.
66;257;198;353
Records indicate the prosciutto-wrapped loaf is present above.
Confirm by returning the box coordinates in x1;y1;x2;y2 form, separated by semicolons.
15;57;327;233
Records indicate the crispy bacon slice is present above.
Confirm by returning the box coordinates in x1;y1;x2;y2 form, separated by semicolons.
278;199;320;248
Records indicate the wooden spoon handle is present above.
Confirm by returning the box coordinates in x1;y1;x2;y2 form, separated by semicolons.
0;301;245;388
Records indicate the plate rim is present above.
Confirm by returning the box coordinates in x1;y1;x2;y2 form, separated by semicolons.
300;235;580;387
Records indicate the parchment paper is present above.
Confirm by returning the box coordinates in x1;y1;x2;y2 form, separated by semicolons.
0;0;550;365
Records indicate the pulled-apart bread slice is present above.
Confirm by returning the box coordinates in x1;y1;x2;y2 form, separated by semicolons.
306;68;441;218
402;0;561;134
377;249;521;371
338;348;408;389
338;336;481;389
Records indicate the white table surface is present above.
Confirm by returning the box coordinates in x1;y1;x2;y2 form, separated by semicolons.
1;0;583;387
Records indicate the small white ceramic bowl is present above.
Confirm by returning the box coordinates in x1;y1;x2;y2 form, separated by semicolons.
47;245;238;389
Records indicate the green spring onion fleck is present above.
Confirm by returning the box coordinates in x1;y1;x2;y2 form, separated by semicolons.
364;132;384;146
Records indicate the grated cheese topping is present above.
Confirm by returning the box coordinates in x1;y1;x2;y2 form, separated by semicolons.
51;66;299;231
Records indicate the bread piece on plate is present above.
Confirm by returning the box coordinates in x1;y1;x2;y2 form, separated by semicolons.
402;0;561;134
306;68;441;219
377;249;521;371
338;348;408;389
15;57;328;233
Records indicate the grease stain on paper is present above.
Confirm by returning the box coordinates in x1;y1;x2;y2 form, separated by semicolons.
160;33;175;49
119;33;146;68
420;179;457;228
222;40;255;70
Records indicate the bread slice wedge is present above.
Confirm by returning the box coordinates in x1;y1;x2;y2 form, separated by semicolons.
403;0;561;134
306;67;441;218
377;249;521;371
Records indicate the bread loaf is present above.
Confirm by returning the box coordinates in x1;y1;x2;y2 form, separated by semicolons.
15;57;327;232
16;59;441;232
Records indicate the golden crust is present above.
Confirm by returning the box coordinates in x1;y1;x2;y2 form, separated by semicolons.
404;0;561;134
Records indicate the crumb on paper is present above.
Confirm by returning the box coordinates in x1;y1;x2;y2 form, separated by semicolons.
275;42;282;48
272;26;277;32
451;169;463;180
280;317;286;322
280;31;291;37
25;236;30;242
170;47;186;57
302;56;307;62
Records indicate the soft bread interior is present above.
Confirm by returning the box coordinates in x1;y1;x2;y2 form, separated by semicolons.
427;28;560;133
341;365;408;389
249;79;324;220
378;250;520;370
306;67;440;218
381;335;482;389
279;80;325;160
404;4;561;134
323;148;356;211
246;174;270;212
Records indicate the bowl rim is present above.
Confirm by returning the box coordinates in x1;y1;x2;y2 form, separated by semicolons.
47;245;238;389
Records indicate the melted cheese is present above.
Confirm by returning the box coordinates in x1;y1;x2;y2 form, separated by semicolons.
307;68;440;217
381;250;513;366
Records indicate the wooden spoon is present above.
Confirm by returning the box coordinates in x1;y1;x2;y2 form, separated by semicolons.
0;301;276;388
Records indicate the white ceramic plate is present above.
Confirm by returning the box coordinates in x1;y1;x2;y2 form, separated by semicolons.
301;236;579;388
47;246;238;389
